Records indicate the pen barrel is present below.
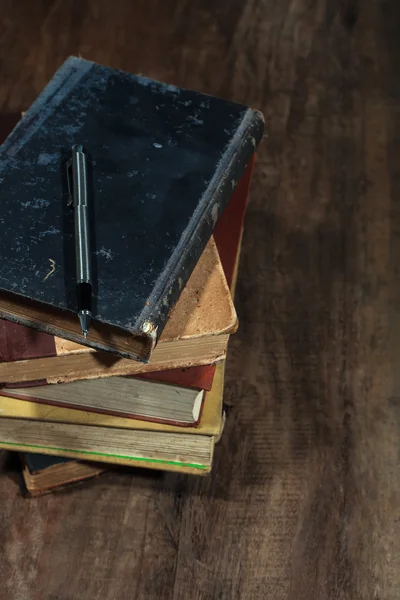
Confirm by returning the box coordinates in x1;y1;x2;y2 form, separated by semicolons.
74;204;92;283
72;146;92;285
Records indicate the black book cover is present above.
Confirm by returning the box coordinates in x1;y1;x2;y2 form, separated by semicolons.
23;452;70;474
0;57;264;360
20;452;105;497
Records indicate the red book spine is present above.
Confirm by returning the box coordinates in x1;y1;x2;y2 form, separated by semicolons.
213;156;255;288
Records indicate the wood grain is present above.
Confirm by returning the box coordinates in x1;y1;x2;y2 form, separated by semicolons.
1;0;400;598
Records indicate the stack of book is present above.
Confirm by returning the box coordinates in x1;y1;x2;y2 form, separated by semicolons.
0;58;263;495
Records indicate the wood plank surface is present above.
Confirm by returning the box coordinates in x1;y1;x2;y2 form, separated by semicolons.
1;1;400;598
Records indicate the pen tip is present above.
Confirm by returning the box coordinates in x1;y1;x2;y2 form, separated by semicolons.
79;311;91;340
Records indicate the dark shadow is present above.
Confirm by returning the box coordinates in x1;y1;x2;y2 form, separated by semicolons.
0;113;20;141
0;451;22;489
341;0;358;30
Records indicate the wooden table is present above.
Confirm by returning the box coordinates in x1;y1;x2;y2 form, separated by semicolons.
1;1;400;598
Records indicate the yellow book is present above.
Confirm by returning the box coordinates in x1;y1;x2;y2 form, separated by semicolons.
0;420;214;474
0;362;225;435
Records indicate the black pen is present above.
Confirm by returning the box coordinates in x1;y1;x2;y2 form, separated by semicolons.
67;144;92;338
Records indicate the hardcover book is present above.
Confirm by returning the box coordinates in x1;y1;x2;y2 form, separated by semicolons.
0;57;264;360
20;453;105;497
1;375;207;427
0;362;225;436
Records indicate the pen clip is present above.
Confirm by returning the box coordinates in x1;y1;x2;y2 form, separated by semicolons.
66;158;74;208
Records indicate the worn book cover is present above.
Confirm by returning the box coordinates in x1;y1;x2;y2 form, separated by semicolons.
0;57;264;360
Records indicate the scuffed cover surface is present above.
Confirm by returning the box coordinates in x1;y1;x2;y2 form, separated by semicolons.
0;57;263;342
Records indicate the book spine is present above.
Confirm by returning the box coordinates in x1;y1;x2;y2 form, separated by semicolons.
136;109;264;347
213;156;255;289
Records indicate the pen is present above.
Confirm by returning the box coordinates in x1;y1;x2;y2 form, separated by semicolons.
67;144;92;338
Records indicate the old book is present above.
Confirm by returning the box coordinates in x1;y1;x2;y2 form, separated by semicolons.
1;376;206;427
0;57;264;360
0;361;225;436
0;423;213;474
20;453;105;497
0;237;236;385
0;138;254;390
